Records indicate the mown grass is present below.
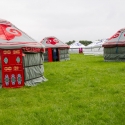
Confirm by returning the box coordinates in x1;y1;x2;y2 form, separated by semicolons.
0;54;125;125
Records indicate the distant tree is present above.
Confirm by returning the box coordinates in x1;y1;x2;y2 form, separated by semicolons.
79;40;92;46
66;40;75;45
66;40;92;46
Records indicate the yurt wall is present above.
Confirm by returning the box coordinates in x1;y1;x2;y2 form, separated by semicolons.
43;49;49;62
23;52;46;86
59;48;70;61
103;47;125;61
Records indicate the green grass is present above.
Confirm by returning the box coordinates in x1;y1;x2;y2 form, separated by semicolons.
0;54;125;125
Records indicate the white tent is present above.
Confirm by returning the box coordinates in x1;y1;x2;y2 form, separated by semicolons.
84;39;108;49
83;39;108;55
70;42;85;48
69;42;85;53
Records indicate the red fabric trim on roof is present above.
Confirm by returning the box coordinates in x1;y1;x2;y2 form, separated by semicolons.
102;41;125;48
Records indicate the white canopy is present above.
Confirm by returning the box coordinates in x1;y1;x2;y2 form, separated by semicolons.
84;39;108;49
70;42;85;48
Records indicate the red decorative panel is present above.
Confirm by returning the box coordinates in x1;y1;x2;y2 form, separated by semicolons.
1;49;24;88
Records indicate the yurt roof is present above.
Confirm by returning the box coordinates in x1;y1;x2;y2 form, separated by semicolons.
41;36;69;48
0;19;44;51
102;28;125;48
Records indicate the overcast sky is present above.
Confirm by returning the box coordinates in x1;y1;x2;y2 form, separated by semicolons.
0;0;125;43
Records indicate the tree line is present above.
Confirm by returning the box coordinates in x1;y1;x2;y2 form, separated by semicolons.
66;40;92;46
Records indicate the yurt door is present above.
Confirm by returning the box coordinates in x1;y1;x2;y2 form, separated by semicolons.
52;48;59;61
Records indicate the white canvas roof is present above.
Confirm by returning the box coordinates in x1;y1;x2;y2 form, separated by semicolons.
84;39;108;49
70;42;85;48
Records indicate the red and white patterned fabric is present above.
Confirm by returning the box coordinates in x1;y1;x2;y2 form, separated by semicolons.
41;36;69;48
0;19;44;50
102;28;125;48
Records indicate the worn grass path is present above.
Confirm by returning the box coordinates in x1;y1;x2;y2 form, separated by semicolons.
0;54;125;125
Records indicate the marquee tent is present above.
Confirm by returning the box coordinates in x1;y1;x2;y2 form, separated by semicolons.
41;36;70;62
0;19;47;88
102;28;125;61
83;39;108;55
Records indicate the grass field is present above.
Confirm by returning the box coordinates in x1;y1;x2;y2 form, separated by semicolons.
0;54;125;125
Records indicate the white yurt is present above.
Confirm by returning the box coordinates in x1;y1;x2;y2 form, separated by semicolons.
69;42;85;53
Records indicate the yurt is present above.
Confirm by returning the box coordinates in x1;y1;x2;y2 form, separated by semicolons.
41;36;70;62
0;19;47;88
69;42;85;54
102;28;125;61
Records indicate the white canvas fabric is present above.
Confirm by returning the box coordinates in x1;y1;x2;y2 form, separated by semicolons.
70;42;85;48
69;42;85;53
